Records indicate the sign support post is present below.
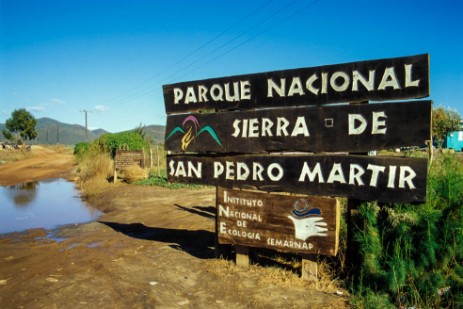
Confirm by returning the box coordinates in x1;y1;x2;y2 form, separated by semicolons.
302;255;319;285
235;245;250;267
345;101;368;272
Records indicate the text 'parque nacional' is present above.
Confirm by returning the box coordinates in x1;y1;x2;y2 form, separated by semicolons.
163;54;429;114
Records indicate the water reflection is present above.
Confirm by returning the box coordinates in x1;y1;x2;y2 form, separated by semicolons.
0;179;102;234
6;182;38;207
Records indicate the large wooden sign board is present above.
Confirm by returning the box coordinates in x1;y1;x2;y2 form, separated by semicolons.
162;53;431;260
163;54;429;114
165;100;431;153
168;154;428;203
217;187;340;256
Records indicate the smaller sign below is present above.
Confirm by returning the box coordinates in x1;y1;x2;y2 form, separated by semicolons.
217;187;340;256
114;150;144;170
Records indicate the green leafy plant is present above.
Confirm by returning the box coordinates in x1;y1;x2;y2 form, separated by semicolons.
134;175;204;189
2;108;37;145
97;131;149;158
74;142;90;160
432;106;461;147
350;154;463;308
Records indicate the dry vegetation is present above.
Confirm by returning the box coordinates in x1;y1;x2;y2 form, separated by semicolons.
0;147;36;164
75;148;114;197
122;164;147;183
0;145;73;165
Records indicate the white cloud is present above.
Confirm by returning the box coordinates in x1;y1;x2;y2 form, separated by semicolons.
94;105;109;113
51;98;66;105
26;106;45;113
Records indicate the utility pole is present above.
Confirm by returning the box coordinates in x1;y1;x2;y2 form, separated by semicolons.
80;109;91;142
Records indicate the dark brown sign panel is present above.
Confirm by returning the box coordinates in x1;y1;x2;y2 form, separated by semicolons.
163;54;429;114
217;187;340;256
114;150;144;170
168;154;428;203
165;100;431;154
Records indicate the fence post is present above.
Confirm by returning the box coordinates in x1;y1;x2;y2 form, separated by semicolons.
156;145;161;177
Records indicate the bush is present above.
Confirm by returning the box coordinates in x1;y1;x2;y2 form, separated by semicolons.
97;132;149;158
134;175;204;189
123;164;147;183
74;142;90;160
74;130;155;184
350;154;463;308
77;147;113;181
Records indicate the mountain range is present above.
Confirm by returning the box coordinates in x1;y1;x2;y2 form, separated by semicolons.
0;117;166;145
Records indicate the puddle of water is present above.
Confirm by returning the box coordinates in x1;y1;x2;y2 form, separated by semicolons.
87;242;102;248
0;179;102;235
66;243;81;250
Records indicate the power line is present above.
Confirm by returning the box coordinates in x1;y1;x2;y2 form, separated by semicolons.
159;0;301;84
160;0;274;75
105;0;321;108
180;0;322;78
106;0;274;107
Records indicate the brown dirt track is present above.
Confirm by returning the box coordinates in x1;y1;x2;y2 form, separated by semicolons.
0;146;349;308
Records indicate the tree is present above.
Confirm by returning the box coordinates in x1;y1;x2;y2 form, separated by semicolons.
2;108;38;145
432;106;461;147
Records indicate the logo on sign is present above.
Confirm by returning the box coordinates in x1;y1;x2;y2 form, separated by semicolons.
288;199;328;240
166;115;223;151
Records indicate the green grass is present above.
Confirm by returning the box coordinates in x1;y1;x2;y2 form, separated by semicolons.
349;153;463;308
134;175;204;189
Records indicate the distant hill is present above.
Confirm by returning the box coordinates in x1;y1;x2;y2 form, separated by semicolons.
138;125;165;144
31;117;109;145
0;118;165;145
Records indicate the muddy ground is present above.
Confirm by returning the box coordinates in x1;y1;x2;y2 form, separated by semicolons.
0;146;349;308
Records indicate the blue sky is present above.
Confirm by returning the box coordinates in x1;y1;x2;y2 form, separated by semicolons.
1;0;462;133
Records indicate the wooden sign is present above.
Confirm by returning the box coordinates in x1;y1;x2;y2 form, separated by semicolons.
163;54;429;114
217;187;340;256
165;100;431;153
114;150;144;170
168;154;428;203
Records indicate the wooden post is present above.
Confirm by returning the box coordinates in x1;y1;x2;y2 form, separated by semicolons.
428;140;433;163
301;256;318;285
346;101;368;269
142;149;146;168
156;146;160;177
235;246;250;267
428;107;434;163
150;147;153;169
113;169;117;184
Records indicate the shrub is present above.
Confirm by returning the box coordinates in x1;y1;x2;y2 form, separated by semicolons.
74;142;90;160
134;175;204;189
79;177;111;197
123;164;147;183
77;148;113;181
97;131;149;158
350;153;463;308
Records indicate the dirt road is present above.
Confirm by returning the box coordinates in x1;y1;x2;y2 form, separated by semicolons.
0;146;76;186
0;147;348;308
